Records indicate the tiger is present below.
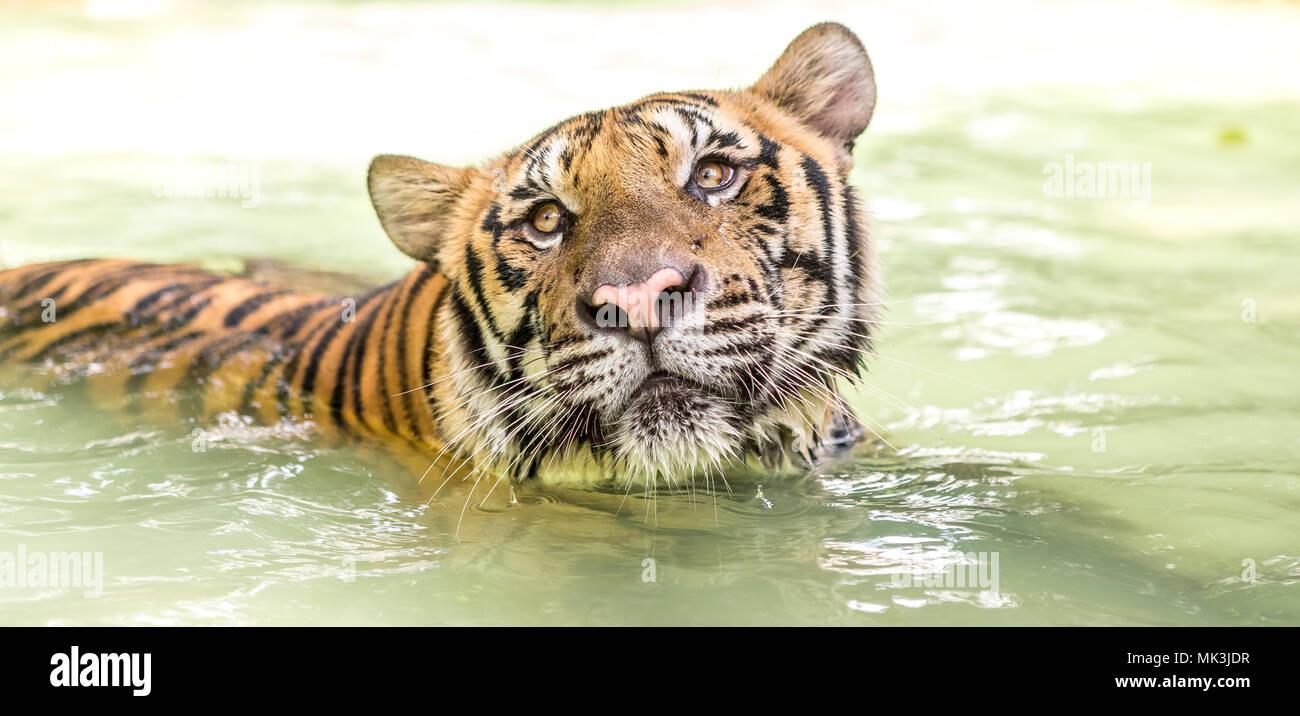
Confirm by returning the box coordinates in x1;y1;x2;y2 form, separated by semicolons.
0;22;880;492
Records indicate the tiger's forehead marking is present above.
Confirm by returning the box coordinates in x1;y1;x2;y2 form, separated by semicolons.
504;93;759;208
526;135;583;213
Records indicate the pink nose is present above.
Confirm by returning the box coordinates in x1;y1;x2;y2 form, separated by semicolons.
590;267;687;341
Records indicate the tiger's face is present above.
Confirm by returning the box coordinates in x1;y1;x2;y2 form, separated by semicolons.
368;23;879;486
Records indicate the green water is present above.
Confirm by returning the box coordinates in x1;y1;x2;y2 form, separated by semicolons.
2;7;1299;626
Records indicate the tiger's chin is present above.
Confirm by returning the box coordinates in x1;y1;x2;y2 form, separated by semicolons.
608;373;745;486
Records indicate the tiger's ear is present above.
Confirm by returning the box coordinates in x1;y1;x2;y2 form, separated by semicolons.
751;23;876;157
367;154;476;267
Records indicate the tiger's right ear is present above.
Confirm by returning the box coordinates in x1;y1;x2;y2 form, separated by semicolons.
367;154;476;267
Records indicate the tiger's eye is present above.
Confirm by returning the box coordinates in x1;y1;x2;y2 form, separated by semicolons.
530;201;563;233
694;161;733;189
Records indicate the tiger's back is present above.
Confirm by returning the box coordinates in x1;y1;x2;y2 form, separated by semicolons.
0;259;448;450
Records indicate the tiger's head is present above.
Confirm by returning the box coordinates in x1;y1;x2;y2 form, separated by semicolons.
367;23;879;486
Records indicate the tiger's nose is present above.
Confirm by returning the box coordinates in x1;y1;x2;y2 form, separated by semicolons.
583;266;696;344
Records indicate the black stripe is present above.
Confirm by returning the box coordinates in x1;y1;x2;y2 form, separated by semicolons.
698;337;773;358
798;154;840;341
394;266;434;434
839;183;868;363
678;92;719;107
3;262;75;304
239;346;289;419
287;307;347;417
757;134;782;168
706;290;759;312
117;278;225;340
255;296;337;338
462;244;504;341
703;313;763;335
707;129;742;149
339;288;390;430
492;242;529;292
28;321;123;361
223;289;292;328
300;285;388;419
448;289;495;388
126;282;194;325
551;346;612;375
49;265;202;326
755;174;790;223
373;282;403;435
502;291;538;384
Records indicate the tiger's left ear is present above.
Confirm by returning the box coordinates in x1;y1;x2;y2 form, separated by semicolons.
368;154;476;269
751;23;876;160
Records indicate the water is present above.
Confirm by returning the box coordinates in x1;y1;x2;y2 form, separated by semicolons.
2;2;1298;625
